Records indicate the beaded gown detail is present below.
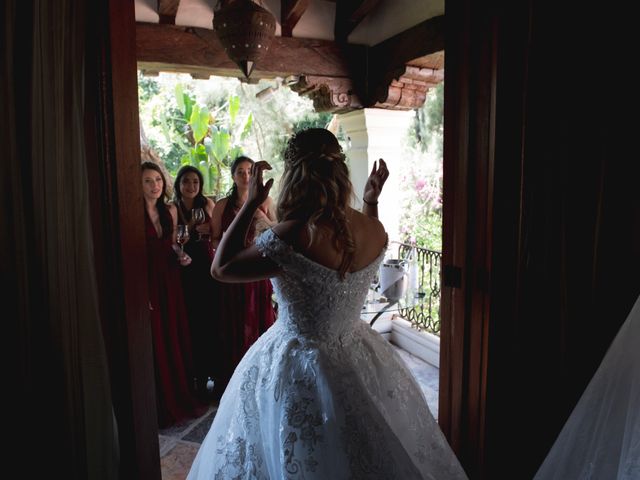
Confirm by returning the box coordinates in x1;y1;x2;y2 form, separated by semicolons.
188;229;468;479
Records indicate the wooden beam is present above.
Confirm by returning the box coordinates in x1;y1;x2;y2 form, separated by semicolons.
290;75;362;112
408;51;445;70
372;65;443;110
371;15;444;72
136;22;363;79
158;0;180;24
335;0;382;42
190;72;211;80
364;15;444;107
281;0;311;37
135;18;441;110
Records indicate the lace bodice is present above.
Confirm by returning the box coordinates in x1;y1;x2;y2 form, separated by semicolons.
255;229;384;341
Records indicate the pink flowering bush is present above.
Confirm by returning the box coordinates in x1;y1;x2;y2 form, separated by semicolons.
398;156;442;251
398;84;443;252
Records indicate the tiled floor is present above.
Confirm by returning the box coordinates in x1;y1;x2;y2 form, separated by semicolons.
158;404;218;480
159;344;440;479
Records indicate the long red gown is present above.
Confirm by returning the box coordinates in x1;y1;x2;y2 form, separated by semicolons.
145;209;203;428
213;201;276;393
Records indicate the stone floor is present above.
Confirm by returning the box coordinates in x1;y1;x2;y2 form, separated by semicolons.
158;404;218;480
393;345;440;420
158;344;440;479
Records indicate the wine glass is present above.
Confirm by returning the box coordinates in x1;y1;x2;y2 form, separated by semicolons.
176;224;189;256
191;208;205;241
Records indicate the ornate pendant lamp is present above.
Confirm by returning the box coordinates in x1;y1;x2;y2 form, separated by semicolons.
212;0;277;79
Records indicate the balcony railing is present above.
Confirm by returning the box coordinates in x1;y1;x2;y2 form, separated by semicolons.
395;242;442;336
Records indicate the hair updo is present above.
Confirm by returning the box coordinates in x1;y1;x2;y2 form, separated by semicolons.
277;128;355;277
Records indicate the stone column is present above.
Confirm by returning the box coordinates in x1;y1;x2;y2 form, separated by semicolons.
338;108;414;241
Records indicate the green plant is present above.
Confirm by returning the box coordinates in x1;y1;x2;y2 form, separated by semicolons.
175;85;253;198
398;83;444;251
140;73;444;247
138;73;332;201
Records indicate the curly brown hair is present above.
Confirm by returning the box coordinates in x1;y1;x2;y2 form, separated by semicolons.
277;128;355;278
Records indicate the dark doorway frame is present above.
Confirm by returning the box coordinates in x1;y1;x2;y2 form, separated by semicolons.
103;1;470;478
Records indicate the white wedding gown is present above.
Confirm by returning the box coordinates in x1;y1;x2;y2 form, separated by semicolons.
188;229;467;479
534;294;640;480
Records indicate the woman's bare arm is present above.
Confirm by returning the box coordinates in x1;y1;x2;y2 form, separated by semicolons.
254;196;277;235
264;196;277;223
205;197;215;218
209;198;226;249
211;163;280;282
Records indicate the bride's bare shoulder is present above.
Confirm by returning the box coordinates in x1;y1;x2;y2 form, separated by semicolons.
349;209;386;240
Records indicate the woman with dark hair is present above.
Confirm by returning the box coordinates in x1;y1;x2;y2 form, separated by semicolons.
173;165;216;240
187;129;468;479
141;161;203;427
172;165;217;399
209;156;277;395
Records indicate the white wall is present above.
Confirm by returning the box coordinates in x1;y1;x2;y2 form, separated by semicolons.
339;108;414;242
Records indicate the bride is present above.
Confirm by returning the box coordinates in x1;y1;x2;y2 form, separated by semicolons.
187;128;468;479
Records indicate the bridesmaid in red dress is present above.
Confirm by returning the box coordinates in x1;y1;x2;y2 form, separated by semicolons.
210;156;277;395
172;165;217;400
141;162;203;427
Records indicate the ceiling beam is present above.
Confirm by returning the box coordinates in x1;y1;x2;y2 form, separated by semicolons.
352;15;444;107
281;0;311;37
334;0;382;42
158;0;180;24
290;75;362;113
136;22;363;79
136;15;444;111
372;65;443;110
371;15;444;72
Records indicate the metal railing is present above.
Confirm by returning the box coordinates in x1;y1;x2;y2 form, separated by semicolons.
395;242;442;336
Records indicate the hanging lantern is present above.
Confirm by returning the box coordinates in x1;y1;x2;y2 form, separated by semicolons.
212;0;277;79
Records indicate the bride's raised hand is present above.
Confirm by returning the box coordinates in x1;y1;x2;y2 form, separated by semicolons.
363;158;389;204
248;160;274;206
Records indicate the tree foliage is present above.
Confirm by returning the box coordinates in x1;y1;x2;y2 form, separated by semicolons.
137;73;339;200
398;83;444;251
138;72;443;252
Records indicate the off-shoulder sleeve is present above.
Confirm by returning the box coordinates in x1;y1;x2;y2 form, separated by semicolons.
255;229;293;268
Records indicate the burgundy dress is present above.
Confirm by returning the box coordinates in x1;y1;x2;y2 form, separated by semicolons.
145;209;202;427
214;200;276;392
179;208;216;393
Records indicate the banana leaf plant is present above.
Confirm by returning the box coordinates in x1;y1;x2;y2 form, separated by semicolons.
175;84;253;198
